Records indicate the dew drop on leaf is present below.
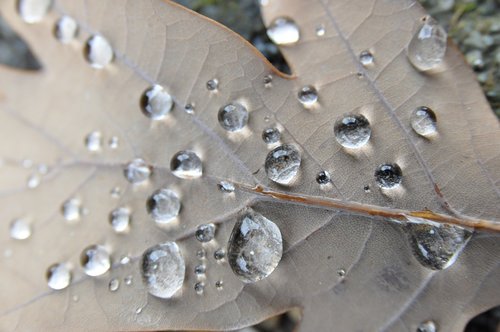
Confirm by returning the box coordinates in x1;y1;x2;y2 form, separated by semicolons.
411;106;437;136
218;181;235;193
170;150;203;179
417;320;437;332
333;114;371;149
146;188;181;224
374;163;403;189
195;223;216;243
54;16;78;44
184;103;195;114
214;248;226;261
227;209;283;283
316;171;331;185
61;198;82;222
108;278;120;292
109;207;131;233
407;16;447;71
297;85;318;107
206;79;219;91
84;35;114;69
359;50;374;66
141;242;185;299
194;264;206;275
9;218;31;240
337;268;346;278
18;0;52;23
194;282;205;295
46;263;72;290
266;17;300;45
262;127;280;144
80;245;111;277
218;103;249;132
265;144;301;185
124;158;151;184
140;85;173;120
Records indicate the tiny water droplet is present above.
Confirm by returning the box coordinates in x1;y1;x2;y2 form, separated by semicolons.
359;50;374;66
84;35;113;69
265;144;301;185
337;268;346;278
194;282;205;295
334;114;371;148
267;17;300;45
218;103;249;132
124;158;151;184
194;264;206;275
135;307;143;314
170;150;203;179
110;187;121;198
196;223;216;243
215;280;224;290
72;295;79;302
9;218;31;240
184;103;195;114
18;0;52;23
120;256;131;265
407;16;447;71
227;209;283;283
109;278;120;292
196;249;206;259
411;106;437;136
262;127;281;144
27;174;40;189
364;185;371;193
108;136;119;149
146;188;181;224
263;75;273;87
206;79;219;91
109;207;131;233
417;320;437;332
85;131;102;152
46;263;72;290
62;198;82;222
316;24;326;36
218;181;235;193
124;275;133;285
54;16;78;43
214;248;226;261
141;242;185;299
81;245;111;277
297;86;318;107
316;171;331;184
375;163;403;189
140;85;173;120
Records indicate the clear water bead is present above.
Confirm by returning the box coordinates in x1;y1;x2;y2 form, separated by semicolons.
316;171;331;185
124;275;133;285
46;263;71;290
194;264;206;275
411;106;437;136
62;198;82;222
262;127;281;144
54;16;78;43
417;320;437;332
218;181;235;193
141;242;185;299
18;0;52;23
267;17;300;45
109;278;120;292
264;75;273;87
359;50;374;66
407;16;447;71
206;79;219;91
196;223;216;242
140;85;173;120
124;158;151;184
109;207;131;233
9;218;31;240
265;144;301;185
218;103;249;132
334;114;371;148
316;24;326;37
81;245;111;276
147;188;181;224
194;282;205;295
375;163;403;189
84;35;113;69
27;174;40;188
215;280;224;290
214;248;225;261
227;209;283;283
297;86;318;107
85;131;102;151
170;150;203;179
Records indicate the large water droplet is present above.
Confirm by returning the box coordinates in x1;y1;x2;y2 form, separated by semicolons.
85;131;102;152
262;127;280;144
406;222;471;270
46;263;71;290
61;198;82;222
81;245;111;276
124;158;151;184
18;0;52;23
146;188;181;224
109;207;131;233
84;35;113;69
195;223;215;243
9;218;31;240
411;106;437;136
375;163;403;189
265;144;301;185
267;17;300;45
407;16;447;71
359;50;374;66
141;242;185;299
170;150;203;179
417;320;437;332
218;103;249;132
54;16;78;43
334;114;371;148
227;209;283;283
140;85;173;120
297;86;318;107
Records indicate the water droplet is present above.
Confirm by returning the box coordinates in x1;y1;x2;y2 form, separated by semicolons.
262;127;280;144
411;106;437;136
124;158;151;184
184;103;195;114
135;307;143;314
146;188;181;224
85;131;102;152
227;209;283;283
267;17;300;45
406;223;471;270
263;75;273;87
109;278;120;292
80;245;111;277
141;242;185;299
54;16;78;43
18;0;52;23
218;181;235;193
297;86;318;107
84;35;114;69
108;136;119;149
316;171;331;185
265;144;301;185
215;280;224;290
364;185;371;193
46;263;71;290
337;268;346;278
120;256;131;265
110;187;121;198
218;102;249;132
61;198;82;222
27;174;40;188
196;249;206;259
206;79;219;91
9;218;31;240
109;207;131;233
407;16;447;71
359;50;374;66
194;282;205;295
140;85;173;120
170;150;203;179
333;114;371;148
375;163;403;189
316;24;326;37
196;223;216;243
124;275;133;285
194;264;206;275
417;320;437;332
214;248;225;261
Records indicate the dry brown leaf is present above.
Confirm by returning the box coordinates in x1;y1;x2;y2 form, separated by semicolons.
0;0;499;331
